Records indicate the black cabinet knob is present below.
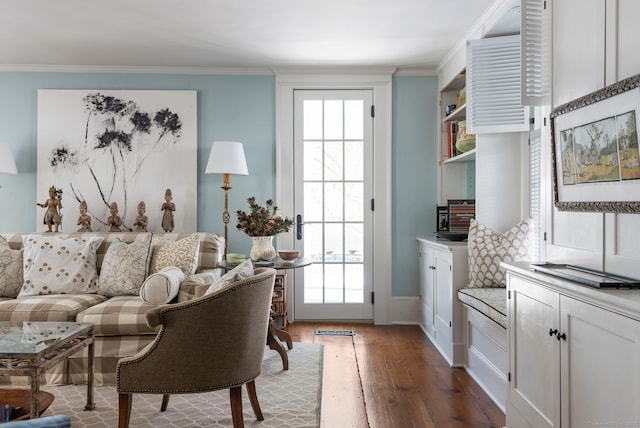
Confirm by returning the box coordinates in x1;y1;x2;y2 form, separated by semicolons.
549;328;558;336
556;332;567;341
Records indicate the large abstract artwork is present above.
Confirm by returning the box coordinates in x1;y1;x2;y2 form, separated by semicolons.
37;90;197;232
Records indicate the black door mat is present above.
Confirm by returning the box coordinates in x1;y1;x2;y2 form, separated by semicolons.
315;329;355;336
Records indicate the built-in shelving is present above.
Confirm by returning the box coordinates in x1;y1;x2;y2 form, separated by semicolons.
443;104;466;123
442;148;475;164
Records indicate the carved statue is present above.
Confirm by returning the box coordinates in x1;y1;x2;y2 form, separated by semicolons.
107;202;123;232
76;200;92;232
161;188;175;232
133;201;148;232
37;185;62;232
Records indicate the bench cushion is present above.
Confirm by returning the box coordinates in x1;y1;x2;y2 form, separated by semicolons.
0;294;108;322
458;287;507;329
76;296;158;336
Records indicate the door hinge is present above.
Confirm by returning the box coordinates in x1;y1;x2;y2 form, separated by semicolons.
529;117;535;125
370;105;375;118
508;372;511;382
370;199;375;211
371;291;375;304
449;321;452;327
450;265;452;271
543;231;547;241
543;1;547;10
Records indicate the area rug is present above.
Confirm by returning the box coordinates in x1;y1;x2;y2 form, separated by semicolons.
41;343;323;427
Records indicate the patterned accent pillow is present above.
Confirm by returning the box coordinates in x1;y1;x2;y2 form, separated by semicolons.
139;266;185;304
21;235;104;296
0;237;23;298
150;234;200;275
468;218;534;288
205;259;254;295
97;235;153;297
177;272;217;302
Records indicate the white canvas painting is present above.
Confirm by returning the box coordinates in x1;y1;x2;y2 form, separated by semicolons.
37;90;197;233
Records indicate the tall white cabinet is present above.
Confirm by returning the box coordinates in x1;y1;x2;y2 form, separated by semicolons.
504;262;640;427
417;237;468;366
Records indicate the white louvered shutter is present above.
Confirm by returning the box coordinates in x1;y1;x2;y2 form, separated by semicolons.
466;35;530;134
522;0;551;105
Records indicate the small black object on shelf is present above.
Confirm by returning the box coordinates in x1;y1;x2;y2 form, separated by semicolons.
436;232;468;242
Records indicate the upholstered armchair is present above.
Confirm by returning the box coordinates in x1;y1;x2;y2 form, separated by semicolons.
116;268;276;428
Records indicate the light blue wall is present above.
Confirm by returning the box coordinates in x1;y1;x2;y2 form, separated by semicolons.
0;72;439;298
0;72;275;256
392;75;439;296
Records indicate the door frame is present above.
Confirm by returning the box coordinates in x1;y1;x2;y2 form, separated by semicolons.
275;70;393;325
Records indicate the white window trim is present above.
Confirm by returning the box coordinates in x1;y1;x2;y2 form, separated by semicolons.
275;70;393;325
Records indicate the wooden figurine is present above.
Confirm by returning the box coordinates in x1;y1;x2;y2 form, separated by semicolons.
77;200;92;232
107;202;123;232
161;188;175;232
133;201;148;232
37;185;62;232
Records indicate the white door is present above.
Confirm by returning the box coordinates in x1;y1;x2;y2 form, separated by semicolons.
507;275;560;428
559;295;640;428
292;89;374;320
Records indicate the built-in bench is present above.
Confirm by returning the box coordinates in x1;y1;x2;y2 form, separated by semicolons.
457;287;508;412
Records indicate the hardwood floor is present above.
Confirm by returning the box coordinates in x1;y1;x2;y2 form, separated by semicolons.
286;322;505;428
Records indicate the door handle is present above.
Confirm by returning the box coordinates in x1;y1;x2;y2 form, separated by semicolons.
296;214;303;240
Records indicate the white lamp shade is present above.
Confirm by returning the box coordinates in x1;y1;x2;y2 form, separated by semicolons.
205;141;248;175
0;142;18;174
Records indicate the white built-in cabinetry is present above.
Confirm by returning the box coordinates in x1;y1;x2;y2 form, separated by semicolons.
505;262;640;427
417;237;468;366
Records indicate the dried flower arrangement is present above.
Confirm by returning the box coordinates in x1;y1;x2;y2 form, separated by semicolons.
236;197;294;237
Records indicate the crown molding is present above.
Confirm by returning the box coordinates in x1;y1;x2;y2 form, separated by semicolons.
0;64;274;75
393;68;438;77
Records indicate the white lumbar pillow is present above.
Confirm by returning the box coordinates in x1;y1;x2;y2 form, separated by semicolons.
139;266;185;304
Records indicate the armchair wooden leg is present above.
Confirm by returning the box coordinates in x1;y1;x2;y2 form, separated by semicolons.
246;380;264;421
161;394;170;411
230;386;245;428
118;393;132;428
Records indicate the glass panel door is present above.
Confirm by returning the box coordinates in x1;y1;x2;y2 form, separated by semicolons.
293;90;373;320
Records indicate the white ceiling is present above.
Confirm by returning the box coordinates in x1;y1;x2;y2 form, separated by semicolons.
1;0;520;73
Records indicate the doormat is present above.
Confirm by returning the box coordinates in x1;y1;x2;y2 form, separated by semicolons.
315;329;355;336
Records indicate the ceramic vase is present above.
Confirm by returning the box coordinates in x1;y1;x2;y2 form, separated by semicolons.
250;236;276;261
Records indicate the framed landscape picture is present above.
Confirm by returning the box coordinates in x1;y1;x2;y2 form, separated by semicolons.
550;73;640;213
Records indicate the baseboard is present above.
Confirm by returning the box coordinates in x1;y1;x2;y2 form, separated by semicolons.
391;296;421;325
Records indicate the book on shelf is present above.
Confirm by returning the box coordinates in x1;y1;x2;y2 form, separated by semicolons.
448;199;475;232
446;122;459;159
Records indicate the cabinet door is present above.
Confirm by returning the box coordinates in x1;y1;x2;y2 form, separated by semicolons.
434;249;452;352
419;244;435;339
560;296;640;427
508;275;560;428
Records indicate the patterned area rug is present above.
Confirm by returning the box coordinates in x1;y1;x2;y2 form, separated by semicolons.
41;343;323;427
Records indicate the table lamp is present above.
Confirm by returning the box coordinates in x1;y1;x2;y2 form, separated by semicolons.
0;142;18;188
205;141;248;259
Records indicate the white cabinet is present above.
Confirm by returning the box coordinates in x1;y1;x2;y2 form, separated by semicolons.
417;237;468;366
505;264;640;428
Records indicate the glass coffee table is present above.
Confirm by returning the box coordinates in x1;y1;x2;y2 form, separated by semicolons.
0;321;95;419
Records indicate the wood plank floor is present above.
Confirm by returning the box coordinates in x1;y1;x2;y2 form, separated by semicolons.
286;322;505;428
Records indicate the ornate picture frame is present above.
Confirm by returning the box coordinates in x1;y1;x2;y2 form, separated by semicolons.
550;73;640;213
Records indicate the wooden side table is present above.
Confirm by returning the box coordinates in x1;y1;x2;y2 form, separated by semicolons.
218;257;312;370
